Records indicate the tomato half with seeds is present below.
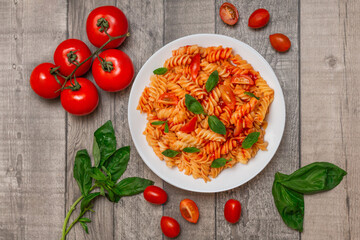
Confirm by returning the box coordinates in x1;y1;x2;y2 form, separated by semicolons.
180;199;199;223
180;117;197;133
190;53;200;81
269;33;291;52
161;216;180;238
224;199;241;224
231;75;254;85
219;2;239;25
54;39;92;77
248;8;270;29
158;92;178;105
143;186;168;205
219;85;236;110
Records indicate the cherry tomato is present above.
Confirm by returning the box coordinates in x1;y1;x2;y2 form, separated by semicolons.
143;186;168;205
161;216;180;238
219;2;239;26
219;85;236;110
231;75;254;85
269;33;291;52
92;49;134;92
233;119;243;137
190;53;200;81
60;78;99;116
180;117;197;133
86;6;128;49
30;63;65;99
248;8;270;29
54;39;92;77
180;199;199;223
224;199;241;224
158;92;178;105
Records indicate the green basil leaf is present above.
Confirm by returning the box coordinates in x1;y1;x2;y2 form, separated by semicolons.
80;222;89;234
94;120;117;168
73;149;92;196
244;92;260;100
205;70;219;92
185;94;206;115
242;132;260;149
183;147;200;153
211;158;230;168
100;186;105;196
113;177;154;197
87;167;107;181
162;149;179;158
81;192;100;212
92;139;101;168
103;146;130;182
153;67;168;75
272;172;304;232
208;115;226;135
104;186;116;202
151;121;165;125
79;218;91;223
277;162;347;194
164;122;169;133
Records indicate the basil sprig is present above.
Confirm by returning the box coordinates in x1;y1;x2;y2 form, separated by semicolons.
242;132;260;149
162;149;180;157
211;158;231;168
151;120;169;133
244;92;260;100
185;94;206;115
272;162;347;232
205;70;219;92
208;115;226;135
153;67;168;75
183;147;200;153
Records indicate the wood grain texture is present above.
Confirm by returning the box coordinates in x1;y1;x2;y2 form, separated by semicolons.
163;1;216;240
113;0;164;239
215;1;300;239
301;0;359;239
0;0;67;239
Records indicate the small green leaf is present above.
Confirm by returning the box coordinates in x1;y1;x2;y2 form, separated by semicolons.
208;115;226;135
103;146;130;182
100;186;105;196
94;120;117;168
242;132;260;149
183;147;200;153
185;94;206;115
211;158;230;168
80;222;89;234
81;192;100;212
153;67;168;75
87;167;107;181
205;70;219;92
244;92;260;100
79;218;91;223
162;149;180;158
113;177;154;197
151;121;166;125
164;122;169;133
73;149;92;196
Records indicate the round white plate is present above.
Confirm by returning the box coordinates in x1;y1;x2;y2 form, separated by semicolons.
128;34;285;193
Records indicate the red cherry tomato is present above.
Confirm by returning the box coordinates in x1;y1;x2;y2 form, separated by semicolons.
86;6;128;49
231;75;254;85
248;9;270;29
224;199;241;224
60;78;99;116
158;92;179;105
92;49;134;92
30;63;65;99
219;85;236;110
190;53;200;81
143;186;168;205
219;2;239;25
233;119;243;137
161;216;180;238
180;199;199;223
180;117;197;133
269;33;291;52
54;39;92;77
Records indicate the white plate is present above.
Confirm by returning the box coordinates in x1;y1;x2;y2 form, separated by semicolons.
128;34;285;193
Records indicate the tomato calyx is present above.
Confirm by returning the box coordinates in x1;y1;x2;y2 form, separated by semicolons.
97;17;110;33
67;50;80;65
98;56;114;72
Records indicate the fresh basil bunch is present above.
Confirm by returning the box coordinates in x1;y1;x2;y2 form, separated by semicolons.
272;162;347;232
61;120;154;240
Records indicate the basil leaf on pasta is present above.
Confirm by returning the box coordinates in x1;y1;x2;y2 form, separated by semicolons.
164;122;169;133
151;121;165;125
162;149;179;158
208;115;226;135
211;158;231;168
242;132;260;149
153;67;168;75
205;70;219;92
185;94;206;115
244;92;260;100
183;147;200;153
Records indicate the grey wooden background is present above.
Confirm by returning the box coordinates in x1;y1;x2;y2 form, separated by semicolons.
0;0;359;239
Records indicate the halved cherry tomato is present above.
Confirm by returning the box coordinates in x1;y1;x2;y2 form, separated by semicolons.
180;117;197;133
180;199;199;223
143;186;168;205
219;2;239;25
247;71;258;81
190;53;200;81
219;85;236;110
231;75;254;85
158;92;178;105
269;33;291;52
248;9;270;29
161;216;180;238
224;199;241;224
233;119;243;137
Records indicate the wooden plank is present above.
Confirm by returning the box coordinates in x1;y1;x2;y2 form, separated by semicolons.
215;0;300;239
0;0;67;239
65;1;116;239
113;0;164;239
301;0;359;239
163;1;216;239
